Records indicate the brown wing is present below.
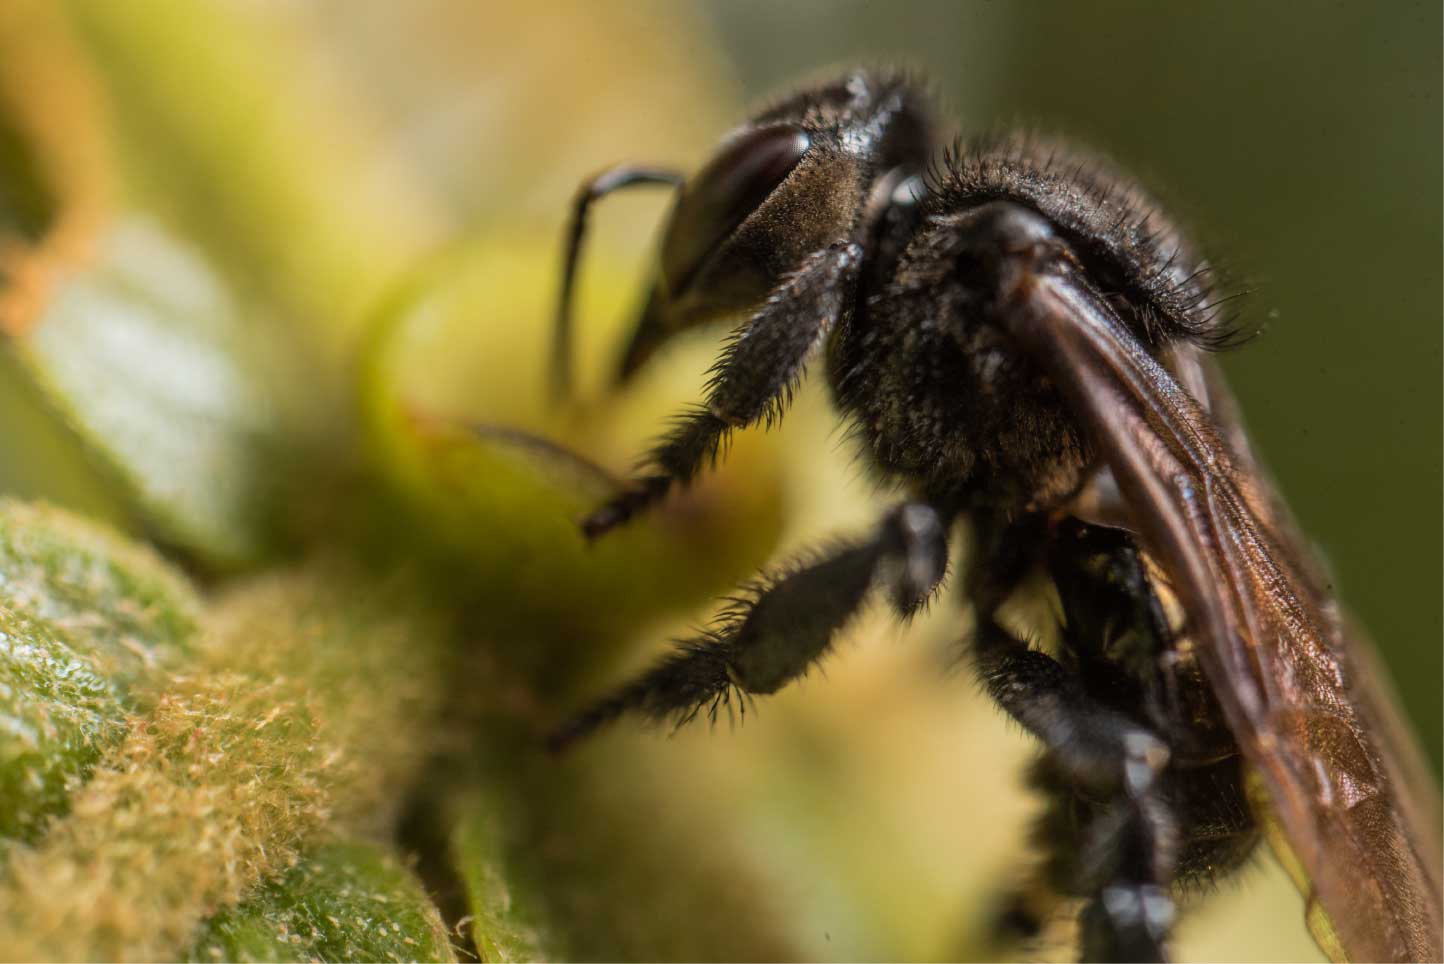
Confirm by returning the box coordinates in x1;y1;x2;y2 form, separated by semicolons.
1004;265;1443;963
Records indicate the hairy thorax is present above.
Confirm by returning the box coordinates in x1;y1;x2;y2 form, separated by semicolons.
828;242;1091;514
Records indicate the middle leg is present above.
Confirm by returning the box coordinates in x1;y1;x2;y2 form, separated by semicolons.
549;499;948;751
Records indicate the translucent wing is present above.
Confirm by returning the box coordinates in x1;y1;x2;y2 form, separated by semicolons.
1006;265;1443;963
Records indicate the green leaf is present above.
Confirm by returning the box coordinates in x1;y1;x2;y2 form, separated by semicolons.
0;2;135;525
0;498;199;682
12;219;290;568
0;349;131;526
0;6;362;567
450;793;544;963
0;603;120;848
189;841;457;964
0;559;455;961
0;499;199;847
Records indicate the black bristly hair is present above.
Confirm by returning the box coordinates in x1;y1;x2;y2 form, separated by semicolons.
927;130;1255;352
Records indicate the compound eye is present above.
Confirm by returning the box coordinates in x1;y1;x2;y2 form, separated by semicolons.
660;124;810;296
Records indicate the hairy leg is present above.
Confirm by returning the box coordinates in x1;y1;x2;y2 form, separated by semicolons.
1075;794;1178;963
580;241;862;540
972;620;1178;962
549;500;947;751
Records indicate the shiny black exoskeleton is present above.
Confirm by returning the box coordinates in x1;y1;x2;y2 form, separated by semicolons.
547;69;1261;962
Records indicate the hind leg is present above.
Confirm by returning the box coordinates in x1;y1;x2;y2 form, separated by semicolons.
972;620;1179;962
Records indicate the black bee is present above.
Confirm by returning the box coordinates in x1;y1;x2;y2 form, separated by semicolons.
545;69;1442;963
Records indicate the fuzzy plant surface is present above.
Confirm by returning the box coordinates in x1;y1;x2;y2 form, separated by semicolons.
0;2;1329;963
0;2;794;960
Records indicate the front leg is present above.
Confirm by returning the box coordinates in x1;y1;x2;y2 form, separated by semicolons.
551;164;684;402
580;241;862;540
549;500;948;751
